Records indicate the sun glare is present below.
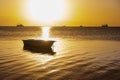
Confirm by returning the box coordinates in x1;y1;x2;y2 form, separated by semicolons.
41;27;50;40
25;0;68;26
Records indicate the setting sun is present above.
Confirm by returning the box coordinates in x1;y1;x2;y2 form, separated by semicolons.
25;0;68;26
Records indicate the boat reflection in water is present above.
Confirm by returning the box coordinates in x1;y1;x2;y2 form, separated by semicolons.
23;39;56;55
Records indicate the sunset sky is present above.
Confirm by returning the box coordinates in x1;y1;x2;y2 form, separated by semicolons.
0;0;120;26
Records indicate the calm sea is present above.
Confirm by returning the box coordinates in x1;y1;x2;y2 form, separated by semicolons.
0;27;120;80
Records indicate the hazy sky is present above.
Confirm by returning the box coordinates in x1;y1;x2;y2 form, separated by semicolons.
0;0;120;26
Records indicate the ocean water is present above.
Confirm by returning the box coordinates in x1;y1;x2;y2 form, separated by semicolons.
0;27;120;80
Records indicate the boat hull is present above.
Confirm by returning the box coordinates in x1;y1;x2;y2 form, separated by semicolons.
23;39;55;53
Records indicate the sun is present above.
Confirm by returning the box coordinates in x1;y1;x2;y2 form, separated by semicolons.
25;0;68;26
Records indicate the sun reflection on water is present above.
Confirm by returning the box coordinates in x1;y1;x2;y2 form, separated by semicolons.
31;27;66;64
27;39;66;64
31;54;55;64
37;27;55;40
41;27;50;40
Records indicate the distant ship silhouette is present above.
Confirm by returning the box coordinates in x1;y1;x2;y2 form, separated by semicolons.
17;24;24;27
102;24;108;28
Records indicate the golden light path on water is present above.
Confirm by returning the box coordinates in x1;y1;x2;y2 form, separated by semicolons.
41;27;50;40
34;27;63;64
36;27;51;40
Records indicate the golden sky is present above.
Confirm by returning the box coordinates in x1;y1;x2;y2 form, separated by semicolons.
0;0;120;26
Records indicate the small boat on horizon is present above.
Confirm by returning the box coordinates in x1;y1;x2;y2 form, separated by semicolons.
17;24;24;27
102;24;109;28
